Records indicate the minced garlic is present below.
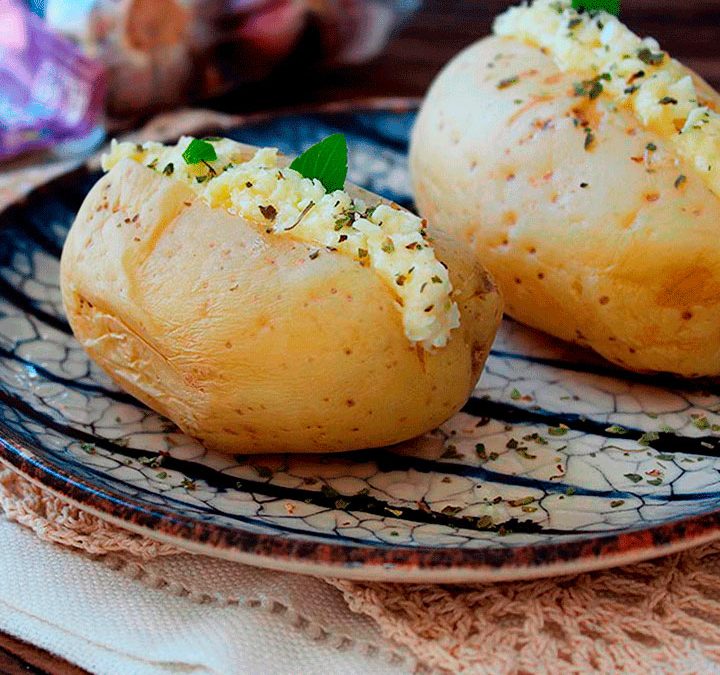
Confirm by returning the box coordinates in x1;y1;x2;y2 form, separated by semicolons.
102;137;460;350
494;0;720;196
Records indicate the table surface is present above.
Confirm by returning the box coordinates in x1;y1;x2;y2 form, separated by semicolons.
2;1;719;672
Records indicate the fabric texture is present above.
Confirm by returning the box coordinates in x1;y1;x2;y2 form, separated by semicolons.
0;469;413;675
3;108;720;675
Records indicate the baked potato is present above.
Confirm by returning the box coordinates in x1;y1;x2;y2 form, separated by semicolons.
410;0;720;377
60;136;502;454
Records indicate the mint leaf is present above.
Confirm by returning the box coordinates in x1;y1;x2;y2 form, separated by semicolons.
572;0;620;15
182;138;217;165
289;134;348;193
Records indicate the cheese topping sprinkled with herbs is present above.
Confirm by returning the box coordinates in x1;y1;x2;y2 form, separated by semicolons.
102;137;460;350
494;0;720;196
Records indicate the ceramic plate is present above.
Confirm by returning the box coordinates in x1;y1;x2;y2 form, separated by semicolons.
2;101;720;583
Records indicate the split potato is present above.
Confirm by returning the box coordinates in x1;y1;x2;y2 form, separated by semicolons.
61;139;502;454
410;15;720;377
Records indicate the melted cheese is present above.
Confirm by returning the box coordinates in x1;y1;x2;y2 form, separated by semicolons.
494;0;720;195
102;137;460;350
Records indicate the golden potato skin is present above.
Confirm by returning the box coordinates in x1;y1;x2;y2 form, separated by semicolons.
60;158;502;454
410;35;720;377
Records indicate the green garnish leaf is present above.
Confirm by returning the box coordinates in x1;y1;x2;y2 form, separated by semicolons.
182;138;217;165
571;0;620;15
289;133;348;193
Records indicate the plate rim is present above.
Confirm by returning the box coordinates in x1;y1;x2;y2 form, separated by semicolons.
3;414;720;583
3;98;720;582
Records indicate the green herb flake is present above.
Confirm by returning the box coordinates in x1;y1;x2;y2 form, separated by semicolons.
162;163;174;176
655;453;675;461
572;0;620;15
584;128;596;150
510;388;522;401
624;473;643;483
548;426;569;437
693;415;711;431
381;239;395;254
182;138;217;165
156;471;168;480
80;442;96;455
181;478;197;491
441;505;463;516
605;424;628;434
589;80;604;99
508;496;535;507
475;443;487;459
497;76;520;89
289;133;348;193
610;499;625;508
637;47;665;66
638;431;660;446
659;96;678;105
646;477;663;486
674;174;687;189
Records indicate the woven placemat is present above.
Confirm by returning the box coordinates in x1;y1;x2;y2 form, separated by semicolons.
3;109;720;674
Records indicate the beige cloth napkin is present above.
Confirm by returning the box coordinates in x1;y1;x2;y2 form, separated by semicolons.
0;472;413;675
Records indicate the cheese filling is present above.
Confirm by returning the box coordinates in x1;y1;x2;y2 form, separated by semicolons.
494;0;720;196
102;137;460;350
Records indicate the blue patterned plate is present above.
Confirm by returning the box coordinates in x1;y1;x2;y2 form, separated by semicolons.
2;101;720;582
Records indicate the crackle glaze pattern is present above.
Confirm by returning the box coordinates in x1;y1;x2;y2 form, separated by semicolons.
2;105;720;578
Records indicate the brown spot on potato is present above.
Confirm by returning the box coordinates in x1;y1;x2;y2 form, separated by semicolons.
537;272;545;280
599;296;609;305
471;342;488;374
645;192;660;202
682;311;693;320
346;399;356;407
514;277;522;284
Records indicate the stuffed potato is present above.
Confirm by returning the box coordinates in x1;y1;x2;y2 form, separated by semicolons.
410;0;720;377
60;137;502;454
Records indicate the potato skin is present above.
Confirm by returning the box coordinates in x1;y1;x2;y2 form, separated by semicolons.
410;35;720;377
60;158;502;453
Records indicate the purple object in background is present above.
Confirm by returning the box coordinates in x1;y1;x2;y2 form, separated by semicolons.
0;0;105;160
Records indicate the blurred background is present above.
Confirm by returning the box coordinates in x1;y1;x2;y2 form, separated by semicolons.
1;0;719;161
